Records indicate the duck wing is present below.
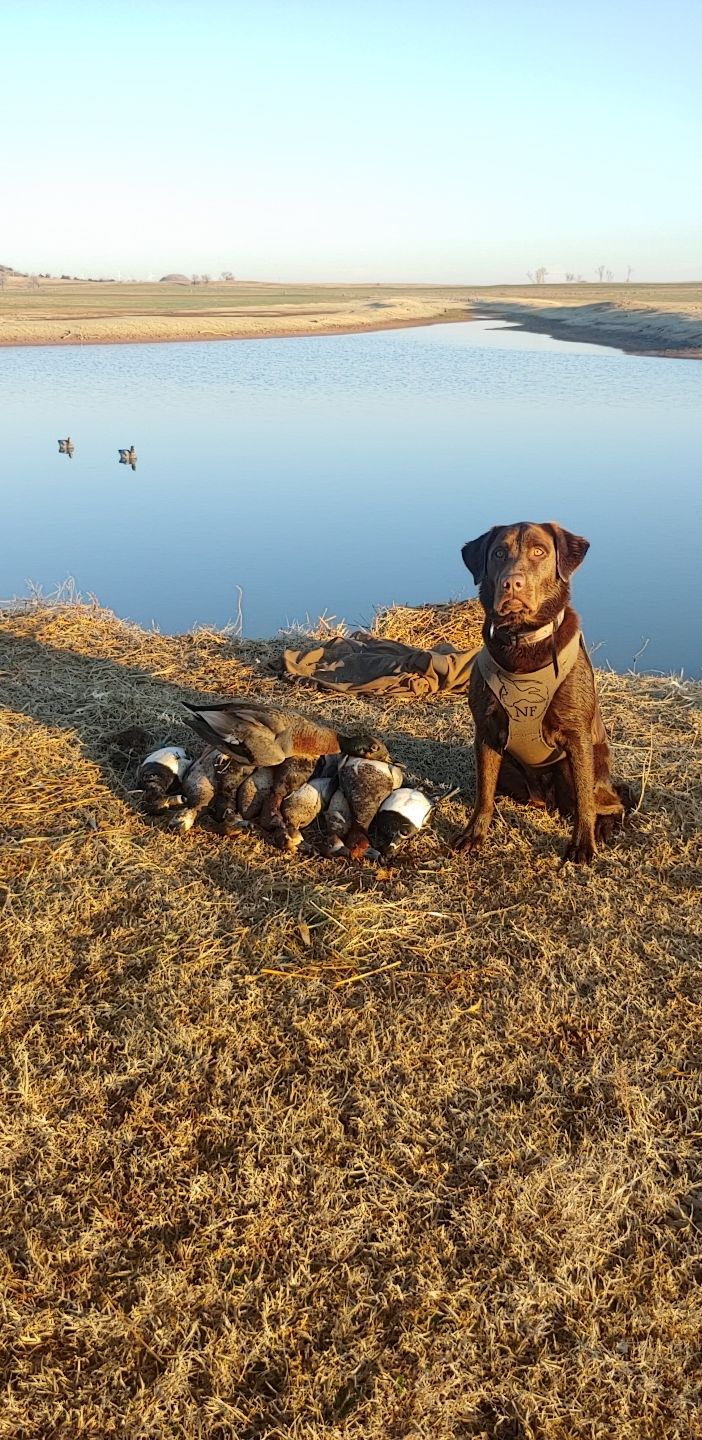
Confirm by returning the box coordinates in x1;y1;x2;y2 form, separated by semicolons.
184;700;341;763
182;702;294;764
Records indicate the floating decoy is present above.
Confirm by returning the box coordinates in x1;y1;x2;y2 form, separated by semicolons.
138;746;191;814
118;445;137;469
369;786;460;857
58;437;74;456
182;699;389;768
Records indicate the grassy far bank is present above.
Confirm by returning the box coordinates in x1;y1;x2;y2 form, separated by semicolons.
1;594;701;1438
1;276;701;353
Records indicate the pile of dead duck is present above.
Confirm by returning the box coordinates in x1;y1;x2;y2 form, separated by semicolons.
137;698;457;861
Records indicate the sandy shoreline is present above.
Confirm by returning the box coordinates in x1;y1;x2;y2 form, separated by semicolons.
0;308;474;349
1;279;701;355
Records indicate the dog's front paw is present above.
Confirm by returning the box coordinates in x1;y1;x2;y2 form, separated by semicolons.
561;827;596;866
455;814;491;855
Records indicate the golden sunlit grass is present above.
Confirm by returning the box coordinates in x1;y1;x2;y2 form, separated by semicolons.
1;594;700;1438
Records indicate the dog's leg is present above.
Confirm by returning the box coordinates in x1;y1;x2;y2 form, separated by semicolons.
455;739;502;853
561;733;597;864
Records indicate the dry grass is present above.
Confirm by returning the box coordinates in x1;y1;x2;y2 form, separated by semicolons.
2;278;701;354
1;595;701;1439
372;598;485;653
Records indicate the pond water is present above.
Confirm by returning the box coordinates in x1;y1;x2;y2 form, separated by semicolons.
1;320;700;674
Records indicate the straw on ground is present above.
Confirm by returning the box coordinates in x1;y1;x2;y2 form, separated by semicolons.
0;593;700;1439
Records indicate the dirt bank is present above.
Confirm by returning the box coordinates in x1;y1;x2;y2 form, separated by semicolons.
472;284;702;357
1;278;701;354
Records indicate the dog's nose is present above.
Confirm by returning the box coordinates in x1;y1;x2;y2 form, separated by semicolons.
500;572;526;594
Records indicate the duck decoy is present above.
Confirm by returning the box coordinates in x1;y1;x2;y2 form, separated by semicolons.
369;785;460;857
138;745;191;813
58;437;74;456
118;445;137;469
182;699;389;768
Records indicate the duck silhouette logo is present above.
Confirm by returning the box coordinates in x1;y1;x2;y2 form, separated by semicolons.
495;673;550;722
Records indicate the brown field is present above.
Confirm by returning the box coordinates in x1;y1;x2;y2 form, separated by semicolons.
1;595;701;1438
1;276;701;354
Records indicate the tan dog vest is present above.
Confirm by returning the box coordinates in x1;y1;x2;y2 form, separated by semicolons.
477;630;582;767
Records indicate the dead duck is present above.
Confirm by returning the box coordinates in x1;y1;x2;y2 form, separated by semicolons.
138;745;191;813
338;756;404;829
183;699;389;768
258;754;324;831
211;756;255;825
169;751;253;832
278;775;336;851
334;754;404;855
321;787;355;855
369;785;460;857
236;766;275;821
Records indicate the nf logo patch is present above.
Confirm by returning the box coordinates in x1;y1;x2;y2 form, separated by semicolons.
495;674;550;723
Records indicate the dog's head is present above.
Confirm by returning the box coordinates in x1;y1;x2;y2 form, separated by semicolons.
461;522;589;631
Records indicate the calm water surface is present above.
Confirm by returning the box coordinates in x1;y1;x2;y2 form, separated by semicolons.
1;321;700;674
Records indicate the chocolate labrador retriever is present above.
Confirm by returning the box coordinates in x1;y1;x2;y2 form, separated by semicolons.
455;522;630;864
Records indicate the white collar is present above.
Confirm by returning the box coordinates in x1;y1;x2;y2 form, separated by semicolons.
489;609;565;647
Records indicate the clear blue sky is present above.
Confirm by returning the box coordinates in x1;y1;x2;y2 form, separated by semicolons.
3;0;700;282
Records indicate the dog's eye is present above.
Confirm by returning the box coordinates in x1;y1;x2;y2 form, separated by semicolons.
532;545;546;557
493;547;506;560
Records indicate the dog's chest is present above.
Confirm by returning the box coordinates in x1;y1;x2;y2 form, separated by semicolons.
477;632;582;768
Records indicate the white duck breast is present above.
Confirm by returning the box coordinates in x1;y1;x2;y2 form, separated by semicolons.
338;757;403;785
377;788;433;828
141;746;190;779
283;775;336;819
309;776;336;805
325;788;353;837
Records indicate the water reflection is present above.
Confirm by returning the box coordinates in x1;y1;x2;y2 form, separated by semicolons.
3;321;700;674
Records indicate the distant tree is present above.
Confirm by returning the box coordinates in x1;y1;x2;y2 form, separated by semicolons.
526;271;534;283
626;265;633;282
565;272;575;281
535;266;547;285
220;270;235;281
29;274;39;289
605;269;614;281
201;274;211;284
0;272;5;289
596;265;606;282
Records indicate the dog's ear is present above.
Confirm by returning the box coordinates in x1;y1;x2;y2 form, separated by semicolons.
546;523;590;581
461;528;500;585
